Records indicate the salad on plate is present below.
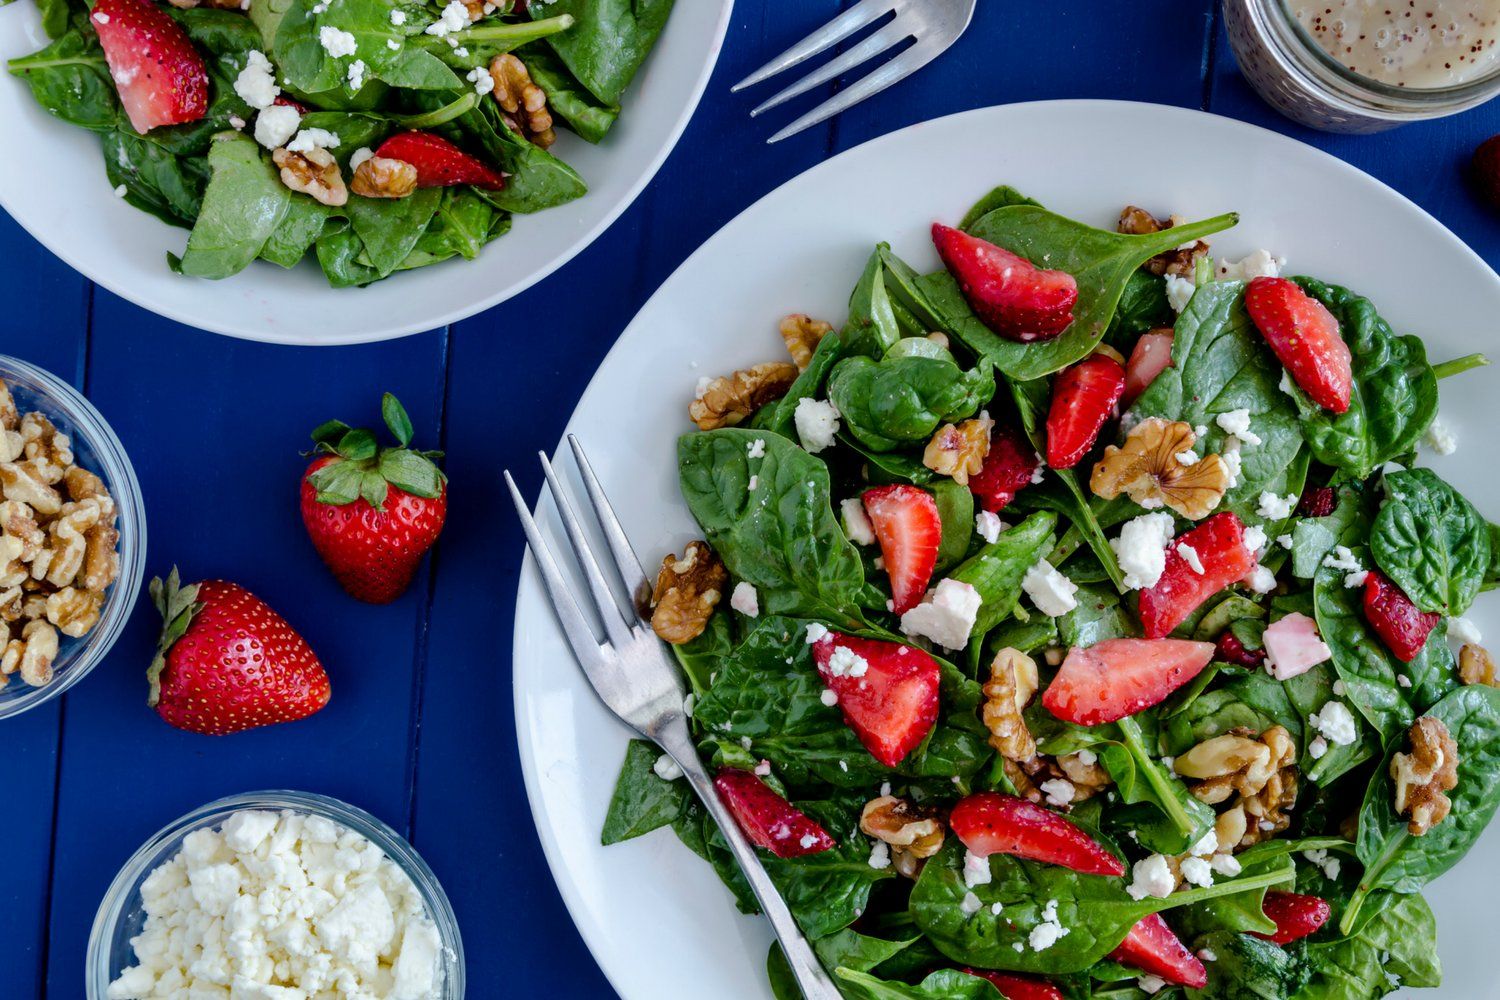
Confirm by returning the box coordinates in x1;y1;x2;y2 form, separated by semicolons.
6;0;673;285
601;185;1498;999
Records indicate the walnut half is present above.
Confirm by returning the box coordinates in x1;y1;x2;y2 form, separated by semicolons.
689;363;799;430
860;794;944;878
351;156;418;199
1391;716;1459;836
1459;643;1497;687
272;147;348;207
779;314;832;371
650;541;727;645
490;54;555;149
923;412;993;487
1178;725;1297;849
1118;205;1210;278
1090;417;1229;520
982;647;1038;763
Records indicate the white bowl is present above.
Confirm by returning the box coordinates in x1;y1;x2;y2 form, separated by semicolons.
0;1;733;344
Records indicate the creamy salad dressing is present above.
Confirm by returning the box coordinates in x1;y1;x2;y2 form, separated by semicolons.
1290;0;1500;87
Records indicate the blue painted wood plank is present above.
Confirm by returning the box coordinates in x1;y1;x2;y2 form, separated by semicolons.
42;292;447;992
0;213;90;1000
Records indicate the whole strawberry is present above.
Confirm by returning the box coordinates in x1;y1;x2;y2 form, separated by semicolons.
148;569;330;735
300;393;447;604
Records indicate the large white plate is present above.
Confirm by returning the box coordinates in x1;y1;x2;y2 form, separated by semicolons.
513;101;1500;999
0;0;731;344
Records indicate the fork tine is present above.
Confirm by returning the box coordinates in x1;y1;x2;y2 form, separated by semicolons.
537;451;637;649
749;20;913;118
504;471;609;669
730;0;898;92
766;36;944;144
567;435;653;621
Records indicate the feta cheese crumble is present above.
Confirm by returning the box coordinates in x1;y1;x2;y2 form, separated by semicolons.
1256;491;1298;521
1422;415;1458;455
424;0;469;36
1242;525;1268;555
466;65;494;96
1176;542;1205;575
350;146;375;170
729;581;759;618
819;689;838;707
653;754;683;781
286;128;341;153
1022;559;1078;617
347;58;368;90
1179;855;1215;888
1215;407;1263;446
1246;565;1277;594
824;645;869;678
1028;899;1070;951
254;103;301;150
1215;249;1284;282
1309;700;1358;746
233;50;281;110
1303;848;1341;880
1125;854;1176;900
113;183;127;198
974;510;1006;544
960;891;983;916
1039;778;1075;807
963;851;993;889
1322;545;1368;588
1111;511;1175;590
1449;616;1483;647
841;498;875;545
793;398;840;453
318;25;359;58
746;437;766;459
804;623;829;645
1165;273;1196;313
899;578;981;650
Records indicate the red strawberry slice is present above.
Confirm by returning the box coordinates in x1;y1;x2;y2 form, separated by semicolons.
948;792;1124;876
713;768;835;858
374;131;506;190
1138;512;1257;640
1109;914;1207;988
273;95;311;114
89;0;208;134
960;969;1065;1000
1297;485;1337;518
811;631;940;767
862;485;941;614
931;223;1078;342
1251;890;1333;946
969;424;1039;514
1046;352;1126;469
1214;629;1263;669
1123;329;1174;407
1362;570;1440;662
1244;277;1352;414
1042;638;1214;726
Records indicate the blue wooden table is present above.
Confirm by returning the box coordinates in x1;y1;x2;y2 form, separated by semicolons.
5;2;1500;996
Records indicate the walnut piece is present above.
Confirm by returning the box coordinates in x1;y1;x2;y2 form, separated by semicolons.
1118;205;1210;278
20;413;72;485
779;314;833;371
0;381;17;431
0;461;61;516
1090;417;1230;520
1;619;58;687
650;541;727;644
1391;716;1459;836
1179;725;1297;849
46;586;101;638
982;647;1039;762
1056;751;1113;801
350;156;418;199
688;363;799;430
861;794;944;877
272;147;348;207
1459;643;1497;686
923;412;994;487
490;54;555;149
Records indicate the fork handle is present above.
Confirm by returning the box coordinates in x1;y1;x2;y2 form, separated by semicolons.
656;720;845;1000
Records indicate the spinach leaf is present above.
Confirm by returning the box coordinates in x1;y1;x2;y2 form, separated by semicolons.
1299;892;1441;998
259;195;332;267
678;430;865;628
1127;281;1308;525
1287;279;1439;480
827;356;994;453
1058;581;1138;648
949;511;1057;636
449;102;587;212
842;249;903;359
413;15;572;72
527;0;674;105
1105;270;1173;350
518;41;617;142
927;205;1238;380
102;129;211;228
755;331;845;439
273;0;408;95
834;969;1008;1000
394;187;508;269
1291;483;1368;580
315;222;383;287
348;187;443;276
761;797;898;938
7;28;118;131
177;133;290;279
931;479;975;575
35;0;73;39
1186;930;1310;1000
1371;468;1491;615
601;739;688;844
1102;716;1215;855
908;841;1292;973
1344;684;1500;931
957;184;1041;230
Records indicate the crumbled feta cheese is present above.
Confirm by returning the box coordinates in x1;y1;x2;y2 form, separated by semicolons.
1279;370;1297;398
1039;778;1075;807
748;475;758;490
1137;973;1169;994
653;754;683;781
963;851;993;889
1322;545;1368;587
1332;679;1346;696
390;8;407;24
346;58;367;90
1029;456;1046;485
1221;436;1243;489
1126;854;1176;900
819;689;838;707
1111;511;1175;590
1216;249;1284;281
1165;274;1196;313
1262;612;1332;679
1076;748;1097;766
228;114;246;130
113;183;127;198
754;759;771;776
1303;848;1341;880
1256;491;1298;521
92;9;109;22
1028;899;1070;951
1449;616;1483;647
1422;415;1458;455
318;25;358;58
1176;542;1205;575
1176;449;1199;466
424;0;469;35
728;581;759;618
960;891;983;916
1215;407;1263;446
990;902;1004;915
746;437;766;459
1397;672;1412;688
1246;565;1277;594
253;104;301;149
466;65;494;96
974;510;1006;544
899;578;982;650
804;623;829;645
825;645;869;678
1022;559;1078;617
1189;828;1219;856
683;693;695;718
233;50;281;110
1180;855;1215;888
349;146;374;171
387;38;400;50
1277;533;1294;550
1209;852;1242;877
1198;948;1218;963
841;498;875;545
286;128;341;153
867;841;891;870
1309;735;1329;759
793;398;840;453
1309;700;1358;746
1242;525;1268;556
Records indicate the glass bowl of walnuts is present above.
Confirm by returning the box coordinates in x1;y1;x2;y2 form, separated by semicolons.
0;355;143;720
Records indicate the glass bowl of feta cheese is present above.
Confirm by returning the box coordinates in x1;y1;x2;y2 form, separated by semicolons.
87;789;465;1000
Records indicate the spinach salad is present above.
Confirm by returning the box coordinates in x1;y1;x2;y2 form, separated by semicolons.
7;0;673;285
603;186;1499;999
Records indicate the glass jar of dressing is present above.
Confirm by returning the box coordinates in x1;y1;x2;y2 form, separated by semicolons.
1224;0;1500;131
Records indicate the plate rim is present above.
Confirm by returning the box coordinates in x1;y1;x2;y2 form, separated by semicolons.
510;98;1500;999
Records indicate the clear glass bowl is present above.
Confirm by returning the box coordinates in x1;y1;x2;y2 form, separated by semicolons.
86;790;466;1000
0;354;144;720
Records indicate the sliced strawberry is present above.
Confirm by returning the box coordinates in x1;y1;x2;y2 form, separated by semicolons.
1244;277;1353;414
960;969;1065;1000
273;94;311;114
1123;329;1175;407
90;0;208;134
713;769;835;858
969;424;1039;514
1251;890;1332;946
1046;352;1126;469
931;223;1078;342
374;131;506;190
948;792;1124;875
1362;570;1440;662
1042;638;1214;726
862;485;940;614
1138;512;1257;640
1297;485;1337;518
810;631;940;767
1215;629;1263;669
1109;914;1207;988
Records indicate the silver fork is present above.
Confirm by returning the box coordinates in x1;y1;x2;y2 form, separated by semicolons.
732;0;977;144
505;436;844;1000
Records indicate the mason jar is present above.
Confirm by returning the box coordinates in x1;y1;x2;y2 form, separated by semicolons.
1224;0;1500;132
